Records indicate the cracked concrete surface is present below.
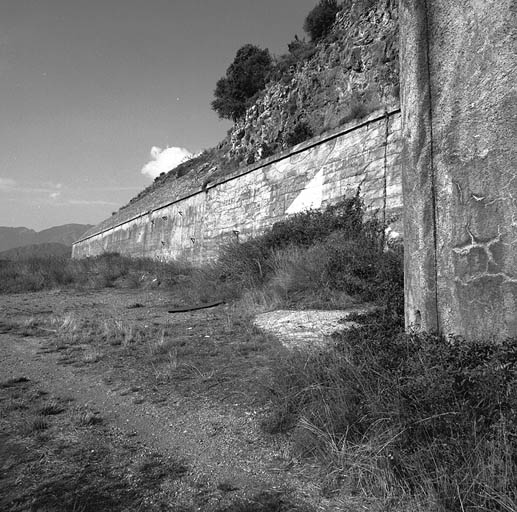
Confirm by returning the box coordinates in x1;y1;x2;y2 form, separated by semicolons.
400;0;517;339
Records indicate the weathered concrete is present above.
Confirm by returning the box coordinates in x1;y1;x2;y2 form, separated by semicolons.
400;0;517;339
73;110;402;265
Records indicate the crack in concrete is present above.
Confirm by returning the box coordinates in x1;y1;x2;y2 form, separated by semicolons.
452;224;502;263
452;225;517;285
454;271;517;286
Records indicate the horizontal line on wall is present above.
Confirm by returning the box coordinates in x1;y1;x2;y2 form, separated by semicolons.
74;108;401;245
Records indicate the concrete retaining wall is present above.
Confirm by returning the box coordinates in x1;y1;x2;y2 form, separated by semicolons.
400;0;517;339
73;109;402;265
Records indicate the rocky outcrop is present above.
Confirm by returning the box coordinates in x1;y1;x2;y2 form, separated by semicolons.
221;0;399;166
110;0;399;229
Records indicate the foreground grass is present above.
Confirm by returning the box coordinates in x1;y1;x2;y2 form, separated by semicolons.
3;195;514;510
0;376;189;512
0;372;314;512
10;296;515;511
263;311;517;511
22;303;280;407
0;253;190;294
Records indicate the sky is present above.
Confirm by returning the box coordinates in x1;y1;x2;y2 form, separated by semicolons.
0;0;317;231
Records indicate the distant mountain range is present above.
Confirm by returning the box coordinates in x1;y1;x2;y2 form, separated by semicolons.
0;242;72;260
0;224;93;258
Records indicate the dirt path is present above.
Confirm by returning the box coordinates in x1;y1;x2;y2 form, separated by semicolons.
0;289;343;511
1;333;291;491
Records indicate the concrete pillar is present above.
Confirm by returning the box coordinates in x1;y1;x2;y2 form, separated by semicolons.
400;0;517;339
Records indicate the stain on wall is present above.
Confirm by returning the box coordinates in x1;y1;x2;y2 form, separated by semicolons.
73;109;402;265
400;0;517;339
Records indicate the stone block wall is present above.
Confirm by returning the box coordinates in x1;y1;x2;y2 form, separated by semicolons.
73;109;402;265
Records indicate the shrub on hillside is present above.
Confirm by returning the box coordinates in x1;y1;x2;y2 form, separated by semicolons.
287;36;317;62
216;193;368;286
270;37;317;83
211;44;273;121
303;0;340;42
215;192;403;313
285;121;314;147
336;89;383;128
263;312;517;508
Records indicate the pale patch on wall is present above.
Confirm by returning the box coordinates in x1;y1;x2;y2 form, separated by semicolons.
73;110;403;265
285;169;324;215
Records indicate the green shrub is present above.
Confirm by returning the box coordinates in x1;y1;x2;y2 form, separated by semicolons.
0;256;73;293
263;311;517;509
264;193;367;249
211;44;273;121
260;142;276;159
270;37;317;83
303;0;340;42
217;239;272;288
285;121;314;147
215;193;368;286
214;192;403;312
287;36;317;62
338;90;382;127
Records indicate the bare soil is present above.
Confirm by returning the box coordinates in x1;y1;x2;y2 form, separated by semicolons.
0;289;348;511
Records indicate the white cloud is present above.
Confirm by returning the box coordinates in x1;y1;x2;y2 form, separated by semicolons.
49;183;62;199
141;146;192;179
0;177;16;190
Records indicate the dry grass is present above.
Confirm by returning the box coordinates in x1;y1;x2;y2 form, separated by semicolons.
34;304;280;408
3;192;510;510
0;253;190;294
0;377;190;511
0;373;315;512
262;311;517;511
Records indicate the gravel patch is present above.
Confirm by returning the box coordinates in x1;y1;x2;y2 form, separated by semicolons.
253;307;375;349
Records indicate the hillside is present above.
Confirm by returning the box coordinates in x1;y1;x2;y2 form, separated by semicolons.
103;0;398;226
221;0;398;167
0;224;92;253
0;243;72;261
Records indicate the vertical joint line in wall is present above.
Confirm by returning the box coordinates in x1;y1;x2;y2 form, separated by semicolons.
382;111;389;247
423;0;440;332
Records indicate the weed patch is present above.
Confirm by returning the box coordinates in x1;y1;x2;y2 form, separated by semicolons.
0;252;190;294
211;193;403;313
0;379;190;511
263;311;517;509
215;490;313;512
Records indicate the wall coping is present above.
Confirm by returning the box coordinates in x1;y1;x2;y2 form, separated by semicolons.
74;107;401;246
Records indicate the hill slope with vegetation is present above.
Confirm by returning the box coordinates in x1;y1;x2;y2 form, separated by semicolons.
109;0;398;221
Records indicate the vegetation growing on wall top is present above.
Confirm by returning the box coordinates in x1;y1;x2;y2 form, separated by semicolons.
211;44;273;122
110;0;399;220
303;0;341;42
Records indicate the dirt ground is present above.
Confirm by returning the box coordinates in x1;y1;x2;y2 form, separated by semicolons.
0;288;353;511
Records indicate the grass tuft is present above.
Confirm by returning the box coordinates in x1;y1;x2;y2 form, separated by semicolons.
262;310;517;509
0;376;30;388
73;408;103;426
28;416;49;433
0;252;191;294
38;400;65;416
